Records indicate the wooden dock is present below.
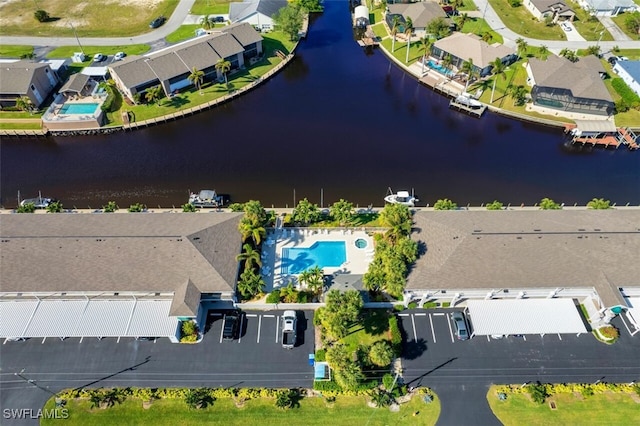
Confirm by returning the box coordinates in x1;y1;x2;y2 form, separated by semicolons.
567;125;639;150
449;98;486;118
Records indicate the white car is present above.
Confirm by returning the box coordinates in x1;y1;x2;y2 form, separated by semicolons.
114;52;126;61
93;53;106;62
560;22;572;32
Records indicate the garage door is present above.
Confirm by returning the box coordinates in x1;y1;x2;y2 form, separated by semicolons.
467;298;587;336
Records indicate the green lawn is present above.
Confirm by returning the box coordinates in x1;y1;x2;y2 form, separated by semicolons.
610;14;640;41
0;45;33;58
190;0;240;15
381;37;425;65
43;394;440;426
0;0;179;37
46;45;151;60
460;18;504;44
486;0;568;40
165;25;203;43
487;386;640;425
0;122;42;130
341;310;392;353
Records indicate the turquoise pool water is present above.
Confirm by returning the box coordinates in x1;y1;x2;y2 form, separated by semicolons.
281;241;346;274
427;60;455;77
59;103;99;115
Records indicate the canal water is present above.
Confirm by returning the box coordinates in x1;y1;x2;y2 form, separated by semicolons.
1;1;639;209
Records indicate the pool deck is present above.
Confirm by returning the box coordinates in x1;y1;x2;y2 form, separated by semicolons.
261;228;375;292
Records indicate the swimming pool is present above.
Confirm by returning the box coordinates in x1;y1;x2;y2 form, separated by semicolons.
59;103;99;115
281;241;346;274
427;60;455;77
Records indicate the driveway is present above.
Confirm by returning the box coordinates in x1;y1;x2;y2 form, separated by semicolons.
0;309;315;425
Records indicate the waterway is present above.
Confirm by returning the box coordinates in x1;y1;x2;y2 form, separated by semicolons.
1;1;639;209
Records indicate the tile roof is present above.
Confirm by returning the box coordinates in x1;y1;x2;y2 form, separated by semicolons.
407;210;640;308
528;55;613;102
387;1;448;28
433;33;516;68
0;213;243;296
0;61;49;94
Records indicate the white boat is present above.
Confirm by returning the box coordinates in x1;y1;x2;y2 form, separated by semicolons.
188;189;229;208
20;192;56;209
384;188;418;207
454;94;483;109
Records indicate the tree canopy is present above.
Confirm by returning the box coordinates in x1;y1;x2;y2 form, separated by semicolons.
273;3;306;41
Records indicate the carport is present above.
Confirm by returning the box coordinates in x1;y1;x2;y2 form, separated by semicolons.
625;297;640;334
466;299;587;337
0;298;180;341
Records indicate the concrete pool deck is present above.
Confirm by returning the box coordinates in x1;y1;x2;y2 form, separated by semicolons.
260;228;375;291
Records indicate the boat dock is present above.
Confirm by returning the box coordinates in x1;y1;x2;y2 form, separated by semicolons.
449;97;486;117
356;26;379;47
566;121;639;150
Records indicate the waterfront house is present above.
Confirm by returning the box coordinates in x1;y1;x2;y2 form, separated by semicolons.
386;1;452;37
431;33;517;77
524;0;576;22
525;55;614;116
0;213;243;342
0;60;59;109
577;0;637;17
613;60;640;97
229;0;288;32
108;23;263;101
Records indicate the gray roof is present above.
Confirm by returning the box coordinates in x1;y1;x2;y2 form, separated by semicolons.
108;57;158;88
614;60;640;82
206;33;245;60
0;213;243;295
406;210;640;308
583;0;635;10
230;0;288;22
223;22;264;46
528;55;613;102
0;61;48;94
170;279;202;317
529;0;574;14
59;72;90;94
433;33;516;68
387;1;449;28
145;53;191;81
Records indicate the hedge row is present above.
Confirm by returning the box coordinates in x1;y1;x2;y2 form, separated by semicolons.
496;382;640;396
57;387;281;401
612;78;640;105
312;379;377;397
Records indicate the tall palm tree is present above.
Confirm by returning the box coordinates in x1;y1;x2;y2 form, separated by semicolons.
390;15;401;53
145;85;163;104
236;243;262;271
490;57;506;103
188;67;205;93
15;96;32;112
240;220;266;245
404;17;413;63
538;45;549;60
460;58;475;92
457;12;470;30
418;36;433;74
507;84;527;106
200;15;213;30
515;38;528;59
442;53;453;77
215;58;232;86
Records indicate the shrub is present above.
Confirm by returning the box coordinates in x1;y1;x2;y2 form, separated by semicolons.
526;382;548;404
539;198;561;210
228;203;244;212
46;201;64;213
16;202;36;213
382;373;395;391
433;198;457;210
102;201;119;213
128;203;146;212
508;0;521;6
315;349;326;362
34;10;50;22
598;325;619;339
266;289;281;304
182;203;197;212
369;341;395;367
100;85;121;113
486;200;503;210
389;315;402;355
586;198;611;210
580;385;595;397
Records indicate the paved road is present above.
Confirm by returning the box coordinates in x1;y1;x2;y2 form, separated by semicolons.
0;0;196;47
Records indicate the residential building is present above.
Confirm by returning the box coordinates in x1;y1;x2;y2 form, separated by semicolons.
0;213;243;342
431;33;517;77
0;60;59;108
108;23;263;101
524;0;576;22
229;0;288;32
613;60;640;97
386;1;452;37
526;55;614;116
578;0;637;17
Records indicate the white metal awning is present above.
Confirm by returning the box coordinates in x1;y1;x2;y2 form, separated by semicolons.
626;297;640;330
466;299;587;336
81;66;108;77
0;299;179;339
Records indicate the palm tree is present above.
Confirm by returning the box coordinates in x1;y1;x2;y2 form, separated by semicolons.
460;58;475;91
200;15;213;30
15;96;32;113
515;38;528;59
418;36;433;74
390;15;401;53
457;12;470;30
404;17;413;63
145;85;163;104
481;32;492;43
507;84;528;106
215;58;232;86
239;220;266;245
538;45;549;60
188;67;205;93
490;57;506;103
442;53;453;77
236;243;262;271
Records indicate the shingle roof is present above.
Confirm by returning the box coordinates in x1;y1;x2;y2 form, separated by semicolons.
108;57;158;88
407;210;640;308
387;2;448;28
614;60;640;83
529;0;573;13
175;42;222;71
528;55;613;102
170;279;202;317
223;22;264;46
433;33;516;68
0;213;243;295
206;33;245;60
145;53;190;81
0;61;48;94
59;73;90;94
229;0;288;22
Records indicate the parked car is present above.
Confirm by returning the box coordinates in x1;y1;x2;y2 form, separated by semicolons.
608;56;618;65
214;16;225;23
93;53;106;62
281;310;297;349
114;51;126;61
149;15;166;29
452;311;469;340
223;311;240;340
618;56;629;61
560;22;571;32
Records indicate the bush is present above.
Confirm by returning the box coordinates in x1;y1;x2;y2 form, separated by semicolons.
102;201;119;213
315;349;326;362
611;78;640;105
527;382;548;404
508;0;521;6
382;373;395;391
266;289;281;304
228;203;244;212
34;10;50;22
128;203;146;212
16;202;36;213
598;325;619;339
100;85;121;113
369;341;395;367
389;315;402;355
182;203;197;212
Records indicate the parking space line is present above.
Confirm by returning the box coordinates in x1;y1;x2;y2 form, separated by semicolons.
238;314;244;343
429;314;436;343
523;335;527;341
398;313;409;317
79;337;83;343
246;314;257;317
275;315;280;343
117;337;121;343
447;314;454;343
42;337;46;344
257;315;262;343
415;313;426;316
219;317;226;343
3;339;7;345
411;314;417;342
558;333;562;341
433;313;445;316
486;335;490;342
620;314;636;336
264;314;275;318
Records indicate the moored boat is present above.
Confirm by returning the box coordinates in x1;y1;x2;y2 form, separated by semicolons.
384;188;418;207
188;190;230;208
20;192;56;209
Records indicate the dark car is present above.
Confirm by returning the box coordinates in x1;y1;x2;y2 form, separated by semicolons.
149;15;166;29
214;16;225;23
452;311;469;340
223;311;240;340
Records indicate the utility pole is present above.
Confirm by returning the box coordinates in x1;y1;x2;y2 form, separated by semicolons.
69;22;85;56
